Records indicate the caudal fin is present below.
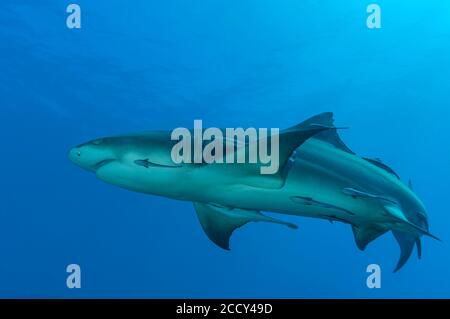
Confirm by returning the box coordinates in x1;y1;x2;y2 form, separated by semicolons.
392;230;419;272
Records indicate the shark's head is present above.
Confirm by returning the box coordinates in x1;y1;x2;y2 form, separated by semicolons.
68;138;118;173
68;133;183;195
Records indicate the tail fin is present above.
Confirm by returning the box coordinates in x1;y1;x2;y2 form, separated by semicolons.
392;231;419;272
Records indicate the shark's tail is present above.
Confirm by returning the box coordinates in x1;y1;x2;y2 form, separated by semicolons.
392;231;422;272
352;223;440;272
392;225;441;272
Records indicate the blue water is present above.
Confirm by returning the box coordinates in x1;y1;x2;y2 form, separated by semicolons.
1;0;449;298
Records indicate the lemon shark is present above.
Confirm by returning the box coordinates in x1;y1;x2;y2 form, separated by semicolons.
68;113;439;272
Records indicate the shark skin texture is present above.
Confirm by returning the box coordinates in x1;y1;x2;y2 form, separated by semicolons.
68;113;439;272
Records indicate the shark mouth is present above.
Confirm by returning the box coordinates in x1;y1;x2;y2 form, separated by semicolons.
92;159;115;170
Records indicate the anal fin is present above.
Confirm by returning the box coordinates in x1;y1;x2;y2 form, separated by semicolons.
193;202;297;250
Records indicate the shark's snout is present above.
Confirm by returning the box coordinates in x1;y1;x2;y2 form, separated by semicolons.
68;146;83;166
68;140;116;172
68;146;96;172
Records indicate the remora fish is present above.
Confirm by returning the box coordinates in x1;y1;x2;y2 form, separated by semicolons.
68;113;439;271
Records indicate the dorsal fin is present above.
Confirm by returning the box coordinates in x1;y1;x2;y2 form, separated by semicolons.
292;112;354;154
276;124;331;172
363;157;400;179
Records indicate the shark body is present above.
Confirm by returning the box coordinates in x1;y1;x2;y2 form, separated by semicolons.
68;113;438;271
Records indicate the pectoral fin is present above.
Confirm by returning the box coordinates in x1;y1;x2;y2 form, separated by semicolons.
352;225;387;251
193;202;297;250
384;204;409;222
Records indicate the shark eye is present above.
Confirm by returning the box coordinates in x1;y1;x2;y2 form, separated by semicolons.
77;151;81;157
